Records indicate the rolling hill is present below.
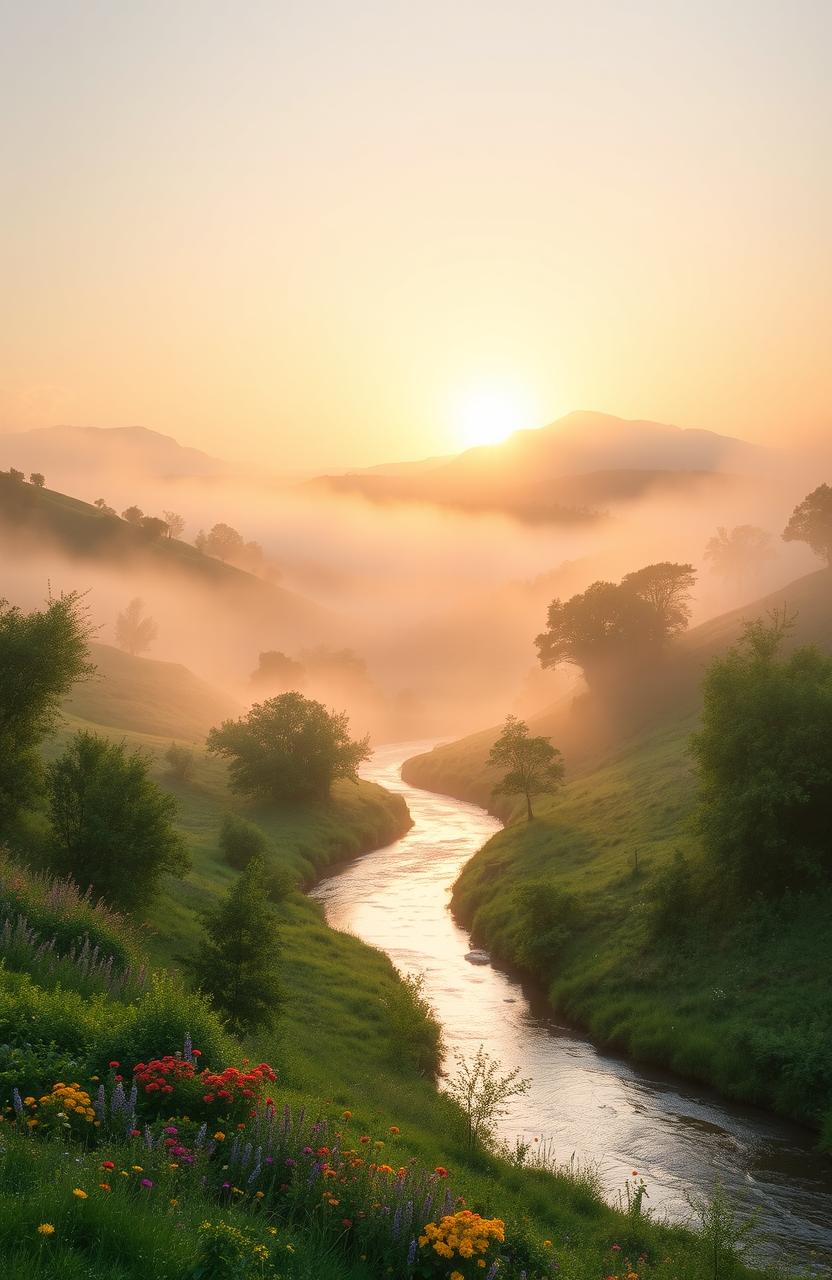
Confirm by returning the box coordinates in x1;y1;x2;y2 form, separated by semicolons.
0;423;231;485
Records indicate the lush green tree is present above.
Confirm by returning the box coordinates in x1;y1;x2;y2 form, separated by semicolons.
29;472;45;488
487;714;564;821
46;731;189;911
704;525;774;592
115;597;158;657
165;741;195;781
219;812;269;869
190;855;282;1033
691;611;832;894
0;592;94;834
207;692;371;804
782;483;832;564
621;561;697;635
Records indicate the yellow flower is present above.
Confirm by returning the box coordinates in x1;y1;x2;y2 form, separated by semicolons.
131;1165;143;1173
213;1131;225;1141
72;1188;87;1200
37;1223;55;1235
451;1273;465;1280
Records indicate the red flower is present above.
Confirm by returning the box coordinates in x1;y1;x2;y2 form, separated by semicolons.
108;1061;120;1069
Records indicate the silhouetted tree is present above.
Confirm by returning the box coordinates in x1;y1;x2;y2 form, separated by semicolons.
121;505;144;525
165;741;195;781
190;855;282;1033
0;592;94;833
705;525;774;592
487;714;564;821
94;498;117;516
139;515;168;539
691;610;832;894
251;650;307;690
8;468;24;482
621;562;697;635
782;484;832;565
115;597;158;657
207;692;371;804
47;731;189;912
29;472;45;488
162;510;185;540
536;580;660;685
195;523;244;562
536;564;696;688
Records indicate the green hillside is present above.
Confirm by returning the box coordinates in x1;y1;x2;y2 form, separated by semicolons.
0;622;774;1280
403;568;832;1141
0;472;327;635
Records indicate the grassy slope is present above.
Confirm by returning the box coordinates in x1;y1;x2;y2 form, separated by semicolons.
23;653;782;1278
403;568;832;1136
0;474;328;634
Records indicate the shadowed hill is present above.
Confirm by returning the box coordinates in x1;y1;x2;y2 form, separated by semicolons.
0;423;230;482
0;472;330;640
63;642;240;740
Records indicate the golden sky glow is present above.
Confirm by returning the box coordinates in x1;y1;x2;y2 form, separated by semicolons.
1;2;830;469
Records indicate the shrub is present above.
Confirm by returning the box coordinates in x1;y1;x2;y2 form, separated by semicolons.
46;732;190;912
218;813;268;870
165;743;195;782
107;973;233;1076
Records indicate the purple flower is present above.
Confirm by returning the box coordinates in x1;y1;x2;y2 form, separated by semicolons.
285;1158;296;1167
164;1125;178;1135
12;1088;23;1118
183;1032;193;1062
140;1178;153;1189
407;1238;417;1267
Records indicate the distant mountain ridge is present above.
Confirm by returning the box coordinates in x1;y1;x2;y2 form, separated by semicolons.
313;411;766;521
0;424;232;483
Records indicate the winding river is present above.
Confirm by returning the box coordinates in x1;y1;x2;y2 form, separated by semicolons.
312;742;832;1273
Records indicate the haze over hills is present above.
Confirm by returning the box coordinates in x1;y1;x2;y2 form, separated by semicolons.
314;411;770;521
0;424;233;488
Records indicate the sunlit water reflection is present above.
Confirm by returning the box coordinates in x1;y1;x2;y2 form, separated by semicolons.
311;742;832;1272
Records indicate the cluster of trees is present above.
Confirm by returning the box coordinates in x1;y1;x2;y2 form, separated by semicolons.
195;523;268;575
91;500;186;541
3;468;45;487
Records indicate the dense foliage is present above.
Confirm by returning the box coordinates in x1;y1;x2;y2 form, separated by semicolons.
535;562;696;689
691;612;832;894
190;855;283;1033
0;592;94;834
207;692;371;804
219;812;270;870
47;731;189;911
782;482;832;564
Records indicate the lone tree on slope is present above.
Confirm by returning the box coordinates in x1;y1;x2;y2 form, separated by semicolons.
487;714;565;821
190;854;282;1033
115;597;158;657
782;484;832;565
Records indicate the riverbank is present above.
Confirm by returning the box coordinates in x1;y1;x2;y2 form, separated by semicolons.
404;720;832;1153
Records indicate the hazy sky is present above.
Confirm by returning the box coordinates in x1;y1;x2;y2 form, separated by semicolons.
1;1;830;468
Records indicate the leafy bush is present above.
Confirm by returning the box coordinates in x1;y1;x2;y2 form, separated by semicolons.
218;813;269;870
106;973;233;1076
165;743;195;781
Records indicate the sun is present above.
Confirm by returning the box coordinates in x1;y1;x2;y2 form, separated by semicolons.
454;384;535;450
